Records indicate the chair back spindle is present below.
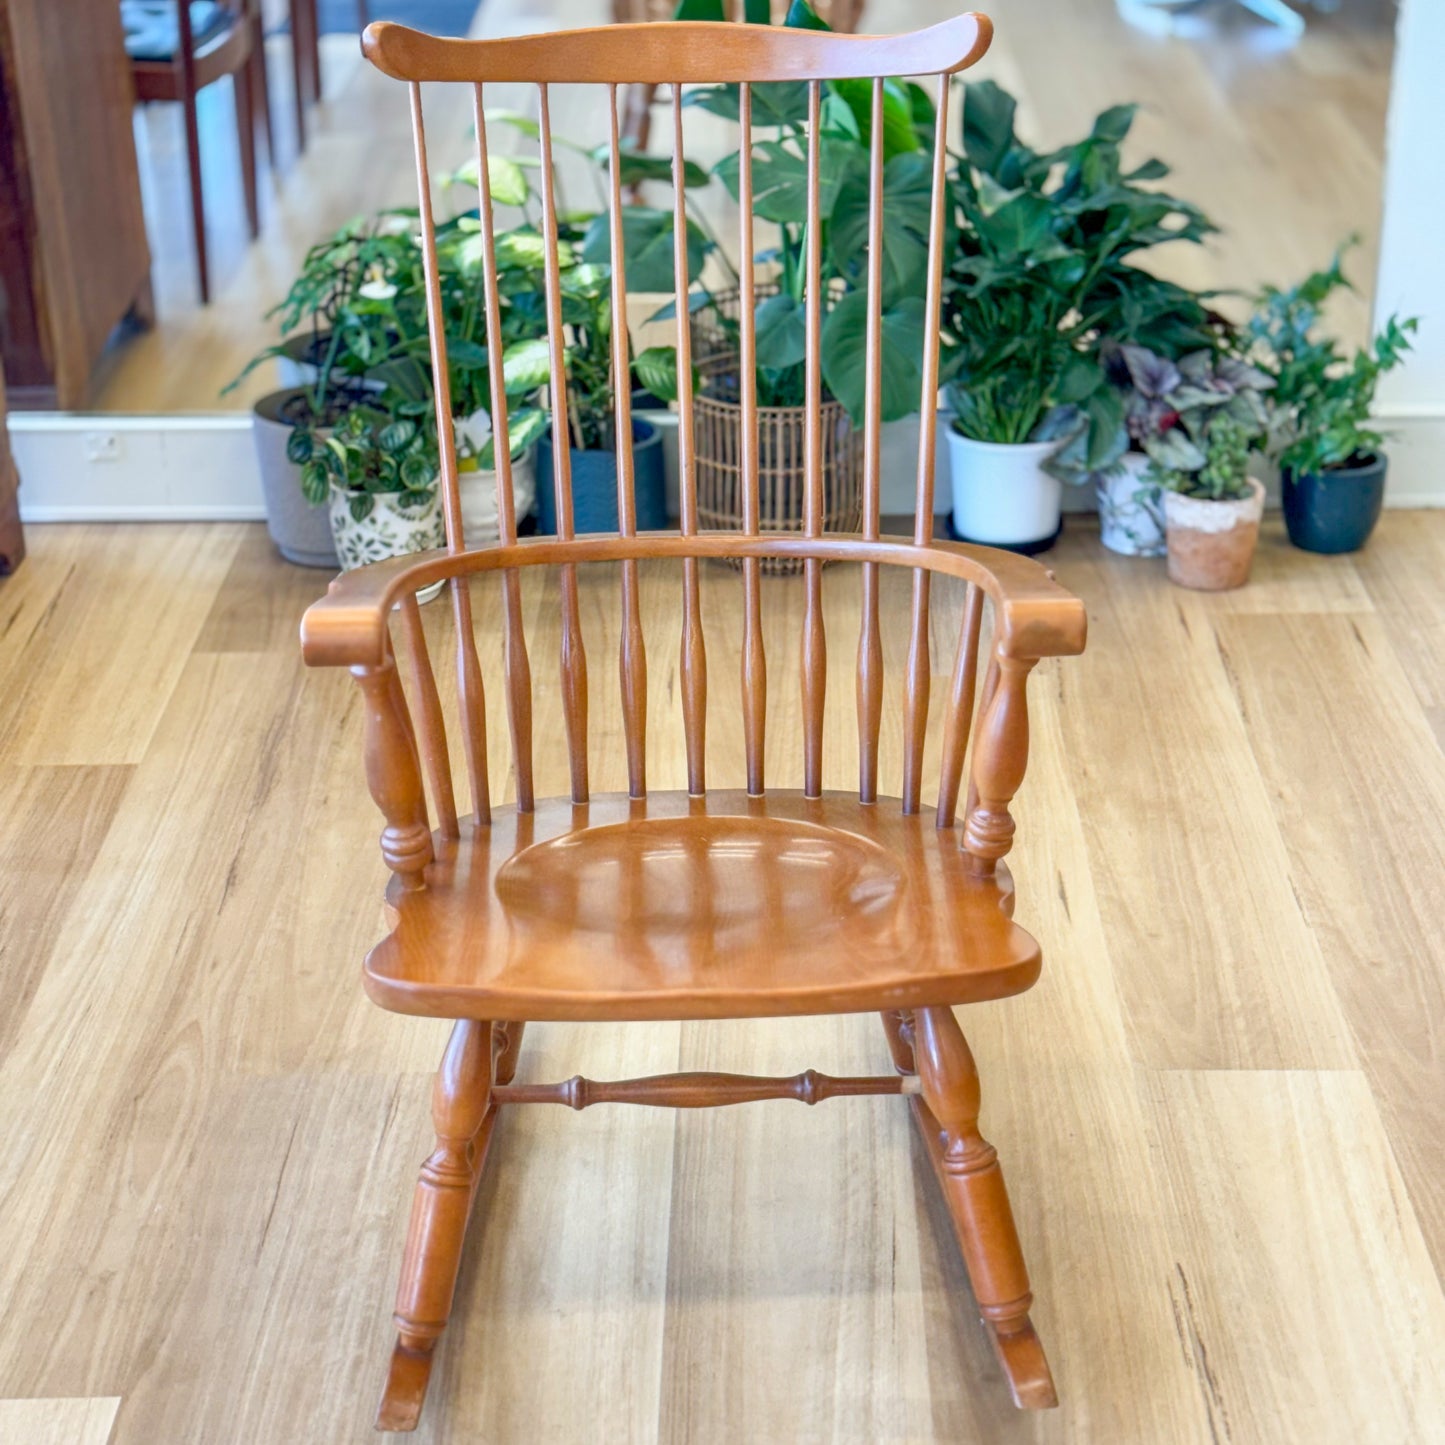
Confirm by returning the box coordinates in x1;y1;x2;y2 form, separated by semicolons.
801;78;826;799
410;81;490;825
608;82;648;798
902;73;953;814
672;86;708;795
856;77;886;804
473;85;536;811
537;81;591;804
737;82;767;798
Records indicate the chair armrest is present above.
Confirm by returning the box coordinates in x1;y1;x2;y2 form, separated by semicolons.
913;539;1087;661
300;549;456;669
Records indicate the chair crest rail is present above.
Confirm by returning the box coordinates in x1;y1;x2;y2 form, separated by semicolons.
361;15;993;85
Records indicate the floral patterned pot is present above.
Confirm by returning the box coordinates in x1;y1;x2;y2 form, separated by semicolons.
1097;452;1165;557
1163;477;1265;591
328;486;445;572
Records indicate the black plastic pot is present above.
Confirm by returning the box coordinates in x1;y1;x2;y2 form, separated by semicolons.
1282;452;1387;555
535;419;667;535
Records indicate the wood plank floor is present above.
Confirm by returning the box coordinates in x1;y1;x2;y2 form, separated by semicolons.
92;0;1393;413
1;516;1443;1442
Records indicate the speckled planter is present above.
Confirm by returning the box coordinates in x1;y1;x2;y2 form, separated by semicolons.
328;486;445;572
1097;453;1165;557
1164;476;1265;591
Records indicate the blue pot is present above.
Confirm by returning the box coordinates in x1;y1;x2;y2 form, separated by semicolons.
1282;452;1387;555
535;419;667;535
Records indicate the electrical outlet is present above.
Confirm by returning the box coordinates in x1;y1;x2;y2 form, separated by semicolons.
83;432;123;463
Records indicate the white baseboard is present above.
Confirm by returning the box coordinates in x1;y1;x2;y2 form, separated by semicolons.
11;413;264;522
10;404;1444;522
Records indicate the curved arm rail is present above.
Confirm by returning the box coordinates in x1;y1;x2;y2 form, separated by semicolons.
301;534;1086;672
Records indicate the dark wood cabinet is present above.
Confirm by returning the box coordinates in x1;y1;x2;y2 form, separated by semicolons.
0;0;152;408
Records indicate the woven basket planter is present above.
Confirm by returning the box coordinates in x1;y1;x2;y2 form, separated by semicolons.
695;390;862;575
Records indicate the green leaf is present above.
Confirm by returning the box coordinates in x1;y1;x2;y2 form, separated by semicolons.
974;191;1060;260
714;137;853;225
962;80;1017;175
633;345;682;403
784;0;830;29
448;338;491;370
285;428;313;464
828;78;919;158
502;337;553;393
821;293;926;425
743;0;770;20
348;491;375;522
1090;103;1137;145
754;293;807;371
493;229;568;272
300;458;330;504
579;206;709;293
672;0;725;16
483;107;541;141
447;154;530;207
400;452;435;491
379;419;418;453
590;143;710;190
828;150;935;301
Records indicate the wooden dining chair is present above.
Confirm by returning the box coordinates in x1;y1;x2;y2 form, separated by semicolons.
127;0;274;302
302;12;1087;1431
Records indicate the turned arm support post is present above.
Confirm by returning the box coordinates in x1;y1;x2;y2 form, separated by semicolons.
962;649;1038;874
352;655;434;890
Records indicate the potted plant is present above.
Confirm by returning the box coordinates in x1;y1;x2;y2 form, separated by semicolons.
288;399;447;573
1249;247;1417;555
653;0;939;547
232;206;552;564
1138;348;1275;589
943;81;1218;551
477;116;698;535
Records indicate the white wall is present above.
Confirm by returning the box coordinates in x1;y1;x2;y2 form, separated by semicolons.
1372;0;1445;502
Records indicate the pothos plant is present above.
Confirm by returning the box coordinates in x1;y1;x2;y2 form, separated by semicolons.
1247;243;1417;478
669;0;941;423
458;111;708;450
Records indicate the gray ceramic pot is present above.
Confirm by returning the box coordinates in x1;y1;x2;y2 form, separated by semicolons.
252;389;339;569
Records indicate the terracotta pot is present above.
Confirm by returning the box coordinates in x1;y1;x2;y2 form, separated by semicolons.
1163;477;1265;591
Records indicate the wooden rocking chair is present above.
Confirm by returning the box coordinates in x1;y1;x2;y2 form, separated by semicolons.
302;12;1086;1431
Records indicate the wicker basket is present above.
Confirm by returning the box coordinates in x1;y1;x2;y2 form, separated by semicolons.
695;389;862;575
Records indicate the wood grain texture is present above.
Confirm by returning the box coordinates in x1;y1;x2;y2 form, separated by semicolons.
1047;539;1355;1070
1142;1069;1445;1445
5;498;1445;1442
0;1397;120;1444
1216;609;1445;1275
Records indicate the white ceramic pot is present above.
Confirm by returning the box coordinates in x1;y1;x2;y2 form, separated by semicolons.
455;410;538;541
1097;452;1166;557
328;486;446;572
457;451;538;543
947;430;1062;548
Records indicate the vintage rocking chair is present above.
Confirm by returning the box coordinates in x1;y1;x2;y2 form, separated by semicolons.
302;12;1087;1431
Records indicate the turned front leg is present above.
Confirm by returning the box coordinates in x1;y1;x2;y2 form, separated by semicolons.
353;656;433;890
913;1006;1055;1409
963;653;1037;874
380;1018;496;1431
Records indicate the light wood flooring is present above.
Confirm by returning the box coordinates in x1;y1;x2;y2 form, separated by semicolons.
94;0;1395;413
0;516;1443;1441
